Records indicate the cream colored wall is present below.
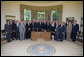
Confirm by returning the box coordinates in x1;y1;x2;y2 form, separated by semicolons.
1;1;83;30
62;1;83;23
1;1;20;30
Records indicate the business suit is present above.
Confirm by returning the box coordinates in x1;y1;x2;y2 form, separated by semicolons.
43;22;47;31
33;22;37;31
16;23;20;40
54;22;56;27
51;24;55;39
9;21;14;40
47;22;51;32
41;22;44;30
12;22;17;40
30;23;33;31
65;23;67;39
59;25;66;42
63;25;66;40
71;23;79;42
26;22;32;39
25;23;29;39
54;25;60;41
37;22;42;31
5;24;12;42
30;23;33;38
19;23;25;40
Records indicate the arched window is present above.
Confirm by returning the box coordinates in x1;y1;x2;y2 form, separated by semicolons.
24;9;31;21
51;10;59;21
37;10;45;20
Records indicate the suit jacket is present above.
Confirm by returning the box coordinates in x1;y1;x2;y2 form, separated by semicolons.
47;23;51;31
72;23;79;34
43;23;47;30
16;23;19;33
33;22;37;30
55;25;60;38
65;23;67;27
5;24;12;33
9;22;13;31
19;23;25;33
37;22;42;31
30;23;33;31
59;25;66;34
25;23;29;32
12;23;16;32
55;25;60;32
54;22;56;27
41;22;44;29
51;24;55;32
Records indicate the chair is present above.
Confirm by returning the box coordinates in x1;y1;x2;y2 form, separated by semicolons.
76;31;83;43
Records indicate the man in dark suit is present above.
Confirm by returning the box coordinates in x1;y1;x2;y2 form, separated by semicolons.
12;20;17;40
9;19;14;40
16;20;20;40
5;20;12;42
33;20;37;31
54;21;60;41
26;21;33;39
59;22;66;42
26;21;30;39
51;21;55;39
37;21;42;31
72;20;79;42
25;21;27;39
47;21;51;32
41;20;44;30
43;21;47;31
62;22;66;40
54;21;56;27
29;21;33;39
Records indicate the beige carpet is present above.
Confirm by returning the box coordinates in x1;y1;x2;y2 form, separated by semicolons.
1;39;83;56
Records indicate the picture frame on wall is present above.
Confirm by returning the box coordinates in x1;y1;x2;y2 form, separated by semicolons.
5;15;16;21
66;17;74;23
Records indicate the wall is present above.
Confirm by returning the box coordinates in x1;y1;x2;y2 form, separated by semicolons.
62;2;83;23
1;1;83;30
1;1;20;30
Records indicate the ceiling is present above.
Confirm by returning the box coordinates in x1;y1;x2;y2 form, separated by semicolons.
27;1;59;3
20;1;64;6
20;1;82;6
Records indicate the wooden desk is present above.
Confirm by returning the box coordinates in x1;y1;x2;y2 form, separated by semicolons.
31;32;51;41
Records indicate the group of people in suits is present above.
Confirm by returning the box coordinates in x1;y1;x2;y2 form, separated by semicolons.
4;19;79;42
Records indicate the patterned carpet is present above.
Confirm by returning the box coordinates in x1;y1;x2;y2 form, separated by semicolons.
27;44;56;56
1;39;83;56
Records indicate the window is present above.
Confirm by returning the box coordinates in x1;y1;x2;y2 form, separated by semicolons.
24;9;31;21
51;10;59;21
37;10;45;20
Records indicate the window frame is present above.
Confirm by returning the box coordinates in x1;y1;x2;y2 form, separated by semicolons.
37;10;45;21
51;10;59;21
24;9;31;21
